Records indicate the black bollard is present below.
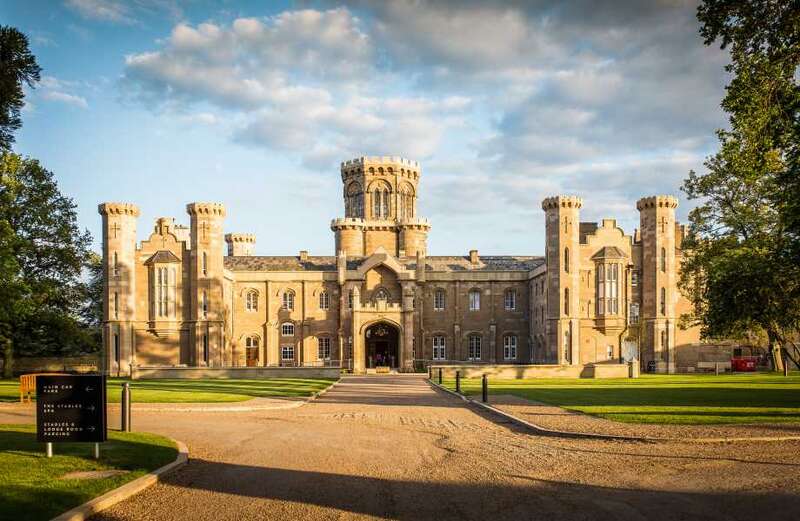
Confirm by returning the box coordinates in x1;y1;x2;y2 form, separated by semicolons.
456;370;461;394
121;382;131;432
481;374;488;403
438;368;443;384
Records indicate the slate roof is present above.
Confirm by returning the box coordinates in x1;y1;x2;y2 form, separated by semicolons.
145;250;181;264
590;246;628;260
224;255;545;273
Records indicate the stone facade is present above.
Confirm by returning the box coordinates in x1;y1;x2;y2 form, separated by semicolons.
100;156;700;375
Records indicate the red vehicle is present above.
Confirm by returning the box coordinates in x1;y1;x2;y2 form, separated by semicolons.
730;356;758;372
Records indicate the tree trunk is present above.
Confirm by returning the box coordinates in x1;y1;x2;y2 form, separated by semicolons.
2;338;12;379
768;330;785;374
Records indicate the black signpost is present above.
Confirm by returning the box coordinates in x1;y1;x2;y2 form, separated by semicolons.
36;374;107;458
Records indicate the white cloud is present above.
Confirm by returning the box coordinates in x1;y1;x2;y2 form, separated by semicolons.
119;2;730;228
65;0;136;25
39;76;89;108
41;90;88;108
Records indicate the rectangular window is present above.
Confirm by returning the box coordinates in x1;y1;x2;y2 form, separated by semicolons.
281;323;295;336
113;333;120;363
113;292;119;319
503;335;518;360
202;251;208;276
318;337;331;360
281;345;295;361
432;336;446;360
319;291;330;310
607;345;613;360
433;290;445;311
112;252;119;276
629;303;640;324
631;271;639;287
469;290;480;311
202;291;208;318
202;334;209;364
468;336;481;361
504;290;516;311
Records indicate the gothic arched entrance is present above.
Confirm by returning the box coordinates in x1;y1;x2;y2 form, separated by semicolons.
365;321;399;369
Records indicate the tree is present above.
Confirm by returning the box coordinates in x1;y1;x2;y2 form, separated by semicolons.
0;152;93;377
0;26;41;151
680;1;800;371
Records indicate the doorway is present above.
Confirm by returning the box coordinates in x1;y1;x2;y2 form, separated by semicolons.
365;322;399;369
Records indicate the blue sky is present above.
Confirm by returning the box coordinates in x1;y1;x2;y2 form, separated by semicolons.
3;0;729;256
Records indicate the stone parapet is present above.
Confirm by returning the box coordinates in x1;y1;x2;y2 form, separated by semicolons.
541;195;583;211
98;202;140;216
636;195;678;211
186;202;226;217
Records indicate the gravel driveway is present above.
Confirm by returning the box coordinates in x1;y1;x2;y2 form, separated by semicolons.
5;375;800;520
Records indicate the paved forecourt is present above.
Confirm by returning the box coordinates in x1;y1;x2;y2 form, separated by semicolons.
2;375;799;520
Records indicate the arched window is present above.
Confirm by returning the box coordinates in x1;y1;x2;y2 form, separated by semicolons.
374;288;389;303
319;291;330;310
318;337;331;360
245;335;259;349
245;290;258;312
469;289;480;311
202;251;208;276
504;289;516;311
660;287;666;315
281;322;295;336
661;247;666;272
282;290;295;310
468;334;481;361
503;335;518;360
564;288;569;315
348;290;354;309
432;335;446;360
433;289;445;311
373;189;382;218
564;247;570;272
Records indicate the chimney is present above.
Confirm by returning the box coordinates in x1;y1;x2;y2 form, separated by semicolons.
299;250;309;261
469;249;479;265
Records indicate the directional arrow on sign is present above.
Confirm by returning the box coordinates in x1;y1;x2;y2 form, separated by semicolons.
85;386;95;392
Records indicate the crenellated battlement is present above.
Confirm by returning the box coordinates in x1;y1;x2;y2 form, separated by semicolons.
331;217;366;230
98;202;140;217
186;202;226;217
541;195;583;211
224;233;256;244
636;195;678;211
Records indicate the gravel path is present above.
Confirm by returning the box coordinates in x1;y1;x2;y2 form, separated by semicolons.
2;375;799;520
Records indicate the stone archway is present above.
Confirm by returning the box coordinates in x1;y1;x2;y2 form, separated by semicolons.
364;321;400;369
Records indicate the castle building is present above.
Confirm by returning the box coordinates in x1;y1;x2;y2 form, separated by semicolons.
100;156;699;375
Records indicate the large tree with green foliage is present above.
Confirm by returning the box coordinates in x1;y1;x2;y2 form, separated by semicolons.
680;1;800;371
0;153;94;377
0;26;41;151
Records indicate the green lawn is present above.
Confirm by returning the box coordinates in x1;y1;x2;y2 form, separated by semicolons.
0;424;177;521
0;377;337;403
441;373;800;425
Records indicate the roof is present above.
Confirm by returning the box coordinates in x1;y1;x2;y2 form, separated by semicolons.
224;255;545;273
590;246;628;260
145;250;181;264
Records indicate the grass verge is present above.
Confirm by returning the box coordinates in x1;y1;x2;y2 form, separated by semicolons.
0;377;337;403
441;373;800;425
0;424;177;521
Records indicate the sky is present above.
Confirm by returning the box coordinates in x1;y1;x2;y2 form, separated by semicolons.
2;0;730;256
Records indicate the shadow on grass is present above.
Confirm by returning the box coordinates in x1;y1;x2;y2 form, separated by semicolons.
0;425;177;521
92;459;800;521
